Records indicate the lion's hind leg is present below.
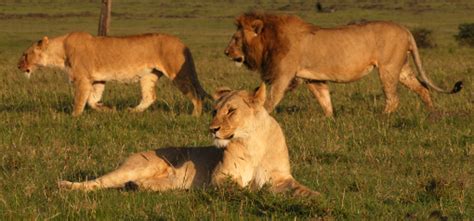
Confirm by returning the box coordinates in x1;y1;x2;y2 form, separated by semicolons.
378;65;402;114
272;177;320;197
130;73;159;113
172;68;206;117
59;151;173;191
306;81;333;117
173;48;211;116
399;62;433;110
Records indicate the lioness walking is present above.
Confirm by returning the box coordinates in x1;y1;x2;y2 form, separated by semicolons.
18;32;209;116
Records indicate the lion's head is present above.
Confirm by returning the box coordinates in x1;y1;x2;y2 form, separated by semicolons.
224;13;296;81
209;83;267;148
17;36;51;78
224;13;270;71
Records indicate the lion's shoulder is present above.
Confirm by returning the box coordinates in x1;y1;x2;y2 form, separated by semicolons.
64;32;93;41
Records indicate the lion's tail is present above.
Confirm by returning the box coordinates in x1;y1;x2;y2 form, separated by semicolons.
408;33;463;94
274;177;320;197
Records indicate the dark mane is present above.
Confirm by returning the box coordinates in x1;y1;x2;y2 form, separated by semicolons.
236;12;317;83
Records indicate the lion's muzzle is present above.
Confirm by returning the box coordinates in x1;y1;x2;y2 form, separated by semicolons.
224;46;245;66
209;125;234;140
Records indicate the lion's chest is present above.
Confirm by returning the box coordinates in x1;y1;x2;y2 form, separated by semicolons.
239;165;269;189
252;167;270;188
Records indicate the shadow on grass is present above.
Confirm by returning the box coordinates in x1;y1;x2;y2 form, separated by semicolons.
0;103;38;113
49;98;185;115
0;93;214;116
190;185;338;219
274;105;304;114
316;152;350;165
0;100;71;114
427;110;471;122
63;170;98;182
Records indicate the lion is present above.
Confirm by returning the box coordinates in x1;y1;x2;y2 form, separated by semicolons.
225;12;463;116
17;32;209;116
58;83;319;197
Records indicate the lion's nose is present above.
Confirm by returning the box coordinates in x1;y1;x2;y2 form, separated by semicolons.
209;126;220;134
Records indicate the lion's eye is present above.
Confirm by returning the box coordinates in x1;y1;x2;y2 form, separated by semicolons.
211;110;217;117
227;108;236;115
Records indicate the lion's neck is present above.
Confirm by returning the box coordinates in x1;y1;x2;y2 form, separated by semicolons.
43;35;67;69
229;112;288;159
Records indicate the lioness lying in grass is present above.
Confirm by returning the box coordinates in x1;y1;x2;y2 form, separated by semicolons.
59;84;319;197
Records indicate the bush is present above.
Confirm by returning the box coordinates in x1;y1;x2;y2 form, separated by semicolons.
411;28;436;48
455;23;474;47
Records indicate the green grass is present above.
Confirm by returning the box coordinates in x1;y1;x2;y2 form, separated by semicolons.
0;0;473;220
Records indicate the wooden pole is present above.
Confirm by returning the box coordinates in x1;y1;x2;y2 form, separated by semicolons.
98;0;112;36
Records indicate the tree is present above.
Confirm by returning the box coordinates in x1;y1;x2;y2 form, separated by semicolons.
98;0;112;36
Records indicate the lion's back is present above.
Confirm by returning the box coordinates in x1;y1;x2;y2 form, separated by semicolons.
64;32;186;59
63;32;190;80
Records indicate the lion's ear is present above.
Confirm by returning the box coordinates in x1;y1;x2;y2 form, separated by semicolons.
253;83;266;106
251;19;264;34
213;87;232;100
38;36;49;49
234;16;242;28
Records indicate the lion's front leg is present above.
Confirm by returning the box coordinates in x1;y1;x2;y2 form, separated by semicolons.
211;143;254;188
264;73;294;113
72;78;93;117
87;81;114;112
211;164;245;188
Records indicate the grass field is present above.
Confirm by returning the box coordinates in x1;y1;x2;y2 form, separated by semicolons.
0;0;473;220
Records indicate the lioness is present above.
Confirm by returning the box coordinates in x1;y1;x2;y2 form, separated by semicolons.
225;12;463;116
18;32;209;116
59;84;319;197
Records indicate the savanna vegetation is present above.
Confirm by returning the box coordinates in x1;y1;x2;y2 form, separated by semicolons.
0;0;472;220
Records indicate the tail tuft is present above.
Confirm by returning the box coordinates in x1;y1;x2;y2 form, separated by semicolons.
451;81;463;93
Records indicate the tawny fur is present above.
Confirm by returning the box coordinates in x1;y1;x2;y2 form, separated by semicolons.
59;84;319;197
225;12;462;117
18;32;209;116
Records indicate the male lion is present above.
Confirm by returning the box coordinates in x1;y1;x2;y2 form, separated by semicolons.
59;84;319;197
17;32;209;116
225;12;463;116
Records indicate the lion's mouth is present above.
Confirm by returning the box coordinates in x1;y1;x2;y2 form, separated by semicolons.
233;57;243;63
232;56;244;67
213;134;234;148
213;133;234;140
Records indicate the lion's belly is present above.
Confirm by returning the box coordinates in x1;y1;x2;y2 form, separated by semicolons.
296;65;375;82
91;68;155;83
